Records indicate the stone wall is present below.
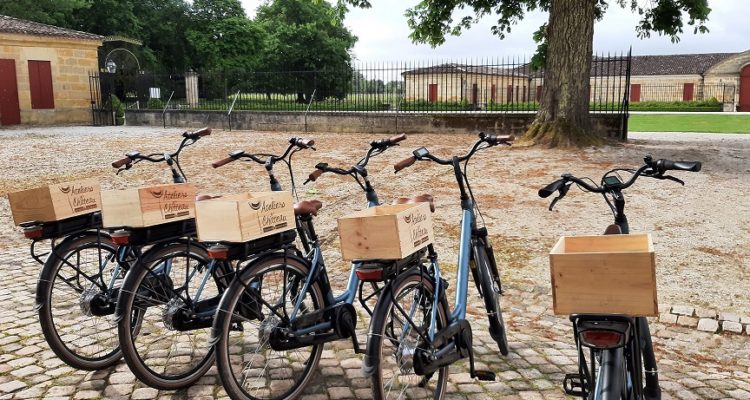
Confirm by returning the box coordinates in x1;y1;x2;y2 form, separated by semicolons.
0;33;101;125
125;110;626;139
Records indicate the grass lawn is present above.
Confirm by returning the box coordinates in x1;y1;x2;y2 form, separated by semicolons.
629;114;750;133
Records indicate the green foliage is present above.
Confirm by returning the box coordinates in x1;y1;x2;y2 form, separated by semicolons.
255;0;357;100
0;0;85;27
109;94;125;125
628;98;721;112
186;0;265;70
145;98;165;110
371;0;711;66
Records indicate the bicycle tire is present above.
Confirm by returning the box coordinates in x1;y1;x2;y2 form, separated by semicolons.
117;242;215;390
474;243;509;355
213;255;324;400
368;269;449;400
36;234;123;370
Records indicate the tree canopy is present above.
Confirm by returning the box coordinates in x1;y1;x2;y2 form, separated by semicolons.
0;0;358;79
348;0;711;146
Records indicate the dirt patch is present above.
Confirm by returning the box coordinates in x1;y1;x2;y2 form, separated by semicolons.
0;127;748;313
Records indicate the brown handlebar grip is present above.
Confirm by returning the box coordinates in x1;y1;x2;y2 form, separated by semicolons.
394;156;417;173
297;138;315;148
308;169;324;182
193;127;212;137
389;133;407;144
212;156;236;168
112;157;131;168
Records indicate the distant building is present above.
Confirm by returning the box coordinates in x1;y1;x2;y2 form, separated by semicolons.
402;50;750;111
0;15;103;125
402;64;531;106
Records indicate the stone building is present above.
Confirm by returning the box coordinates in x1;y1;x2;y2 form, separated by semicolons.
0;15;103;125
607;51;750;109
402;64;531;106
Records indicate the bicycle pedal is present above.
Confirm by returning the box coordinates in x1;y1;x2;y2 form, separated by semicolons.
563;373;587;396
471;370;496;381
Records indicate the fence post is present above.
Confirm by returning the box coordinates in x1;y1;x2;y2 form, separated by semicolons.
185;70;199;108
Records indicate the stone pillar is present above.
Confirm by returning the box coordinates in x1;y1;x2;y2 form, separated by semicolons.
185;70;199;108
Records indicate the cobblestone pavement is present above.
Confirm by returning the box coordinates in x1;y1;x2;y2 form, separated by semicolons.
1;248;749;400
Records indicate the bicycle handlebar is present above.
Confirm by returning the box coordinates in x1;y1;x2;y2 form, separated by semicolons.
183;127;211;139
394;156;417;173
111;156;132;168
538;156;702;210
112;127;211;170
306;134;407;184
394;132;513;173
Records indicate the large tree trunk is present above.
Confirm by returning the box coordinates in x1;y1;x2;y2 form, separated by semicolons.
522;0;601;147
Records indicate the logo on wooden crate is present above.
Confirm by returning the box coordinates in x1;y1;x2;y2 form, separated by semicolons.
251;199;289;233
403;210;430;247
153;188;191;220
60;184;98;213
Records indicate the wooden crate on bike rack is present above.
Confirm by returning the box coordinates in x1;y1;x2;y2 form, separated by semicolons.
549;234;657;316
194;191;295;243
100;183;197;228
337;202;434;261
8;178;102;225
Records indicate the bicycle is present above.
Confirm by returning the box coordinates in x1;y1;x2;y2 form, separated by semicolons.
115;136;315;390
537;155;701;400
108;127;236;390
210;134;437;400
363;132;513;399
22;127;210;371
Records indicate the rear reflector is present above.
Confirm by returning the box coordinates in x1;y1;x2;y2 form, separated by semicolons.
579;330;625;349
356;268;384;281
111;230;131;245
23;226;43;239
208;245;229;260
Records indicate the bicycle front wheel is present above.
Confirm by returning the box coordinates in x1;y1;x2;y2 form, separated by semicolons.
368;270;449;400
37;234;123;370
474;243;509;355
213;255;324;400
117;243;216;390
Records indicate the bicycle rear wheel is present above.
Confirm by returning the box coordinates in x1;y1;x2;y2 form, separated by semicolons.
473;243;509;355
37;234;124;370
367;270;449;400
117;242;216;390
213;255;324;400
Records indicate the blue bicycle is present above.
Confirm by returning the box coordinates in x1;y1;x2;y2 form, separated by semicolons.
210;134;439;400
363;132;513;399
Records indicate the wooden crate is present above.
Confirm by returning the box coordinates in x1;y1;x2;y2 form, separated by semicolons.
549;234;657;316
101;183;197;228
195;191;295;242
337;202;434;261
8;178;101;225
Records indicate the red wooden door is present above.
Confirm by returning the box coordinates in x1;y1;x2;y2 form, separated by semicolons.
471;84;478;105
506;85;512;103
740;65;750;112
630;84;641;102
490;84;496;102
682;83;694;101
536;85;543;102
428;84;438;103
0;59;21;125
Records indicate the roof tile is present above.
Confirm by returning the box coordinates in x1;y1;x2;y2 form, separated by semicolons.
0;15;103;41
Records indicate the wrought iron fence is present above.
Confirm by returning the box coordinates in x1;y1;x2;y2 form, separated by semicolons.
630;83;735;108
114;52;632;114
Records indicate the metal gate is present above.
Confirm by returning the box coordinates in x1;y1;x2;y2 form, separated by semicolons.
89;72;115;126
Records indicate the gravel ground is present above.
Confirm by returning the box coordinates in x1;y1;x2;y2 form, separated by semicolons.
0;126;747;314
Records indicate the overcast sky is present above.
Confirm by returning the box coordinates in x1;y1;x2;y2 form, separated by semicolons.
239;0;749;61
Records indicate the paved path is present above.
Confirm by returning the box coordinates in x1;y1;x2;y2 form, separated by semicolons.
1;246;749;400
